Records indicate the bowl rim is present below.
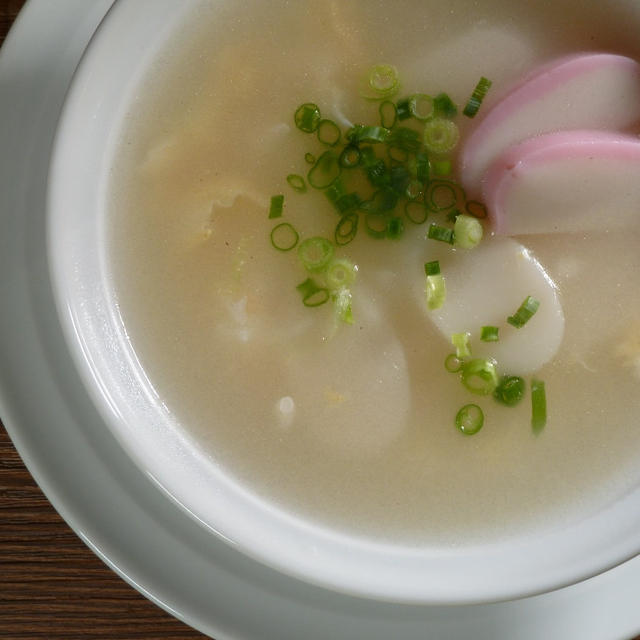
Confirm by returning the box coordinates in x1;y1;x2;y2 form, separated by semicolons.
46;0;640;605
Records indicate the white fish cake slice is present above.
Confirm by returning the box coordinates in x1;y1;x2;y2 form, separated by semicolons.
428;237;565;375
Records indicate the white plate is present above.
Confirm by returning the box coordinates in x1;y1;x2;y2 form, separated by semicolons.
0;1;639;638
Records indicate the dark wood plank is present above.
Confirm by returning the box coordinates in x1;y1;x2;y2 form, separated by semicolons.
1;422;208;639
0;0;24;43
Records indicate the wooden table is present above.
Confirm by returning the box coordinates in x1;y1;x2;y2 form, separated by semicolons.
1;2;639;639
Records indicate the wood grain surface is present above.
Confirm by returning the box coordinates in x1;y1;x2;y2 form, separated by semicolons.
0;426;208;640
1;2;639;640
0;4;202;639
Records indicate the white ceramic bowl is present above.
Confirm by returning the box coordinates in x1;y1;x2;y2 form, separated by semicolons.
47;0;640;604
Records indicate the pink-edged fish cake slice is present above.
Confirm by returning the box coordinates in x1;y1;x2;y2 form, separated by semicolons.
484;130;640;235
459;53;640;196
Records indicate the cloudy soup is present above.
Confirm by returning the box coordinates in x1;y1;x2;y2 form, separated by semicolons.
108;0;640;545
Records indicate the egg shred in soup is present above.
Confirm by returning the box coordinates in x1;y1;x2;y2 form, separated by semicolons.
108;0;640;545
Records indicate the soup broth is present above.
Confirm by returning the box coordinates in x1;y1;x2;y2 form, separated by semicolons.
108;0;640;545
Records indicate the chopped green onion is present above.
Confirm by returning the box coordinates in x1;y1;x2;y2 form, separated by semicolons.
324;178;346;207
325;179;350;209
387;216;404;239
326;187;361;215
433;92;458;118
361;63;400;100
461;358;499;395
270;222;299;251
427;223;454;244
480;326;499;342
317;119;341;146
307;150;341;189
325;182;360;215
390;164;411;195
386;127;422;153
364;211;388;239
451;332;471;359
507;296;540;329
347;125;390;144
423;117;460;154
408;93;434;120
395;97;411;120
463;76;492;118
465;200;488;219
268;194;284;219
426;180;460;211
379;100;397;129
426;273;446;309
404;179;424;201
494;375;525;407
296;278;330;307
387;144;409;164
446;208;462;223
531;378;547;432
339;145;361;168
359;146;378;167
414;151;430;184
298;237;334;272
332;286;354;324
326;258;357;290
364;158;391;188
286;174;306;193
294;103;321;132
337;193;362;214
455;404;484;435
304;152;316;164
361;187;398;214
334;213;359;246
404;201;428;225
444;353;464;373
454;214;483;249
424;260;440;276
432;160;452;176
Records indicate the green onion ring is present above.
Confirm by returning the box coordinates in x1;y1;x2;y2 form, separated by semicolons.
317;119;341;146
326;258;357;290
286;174;306;193
465;200;488;219
339;146;361;168
455;404;484;435
444;353;463;373
404;201;428;225
270;222;299;251
461;358;499;395
294;103;321;133
423;117;460;154
307;150;341;189
494;375;525;407
408;93;434;120
379;100;398;129
296;277;330;307
335;213;359;246
298;236;334;272
426;180;462;211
